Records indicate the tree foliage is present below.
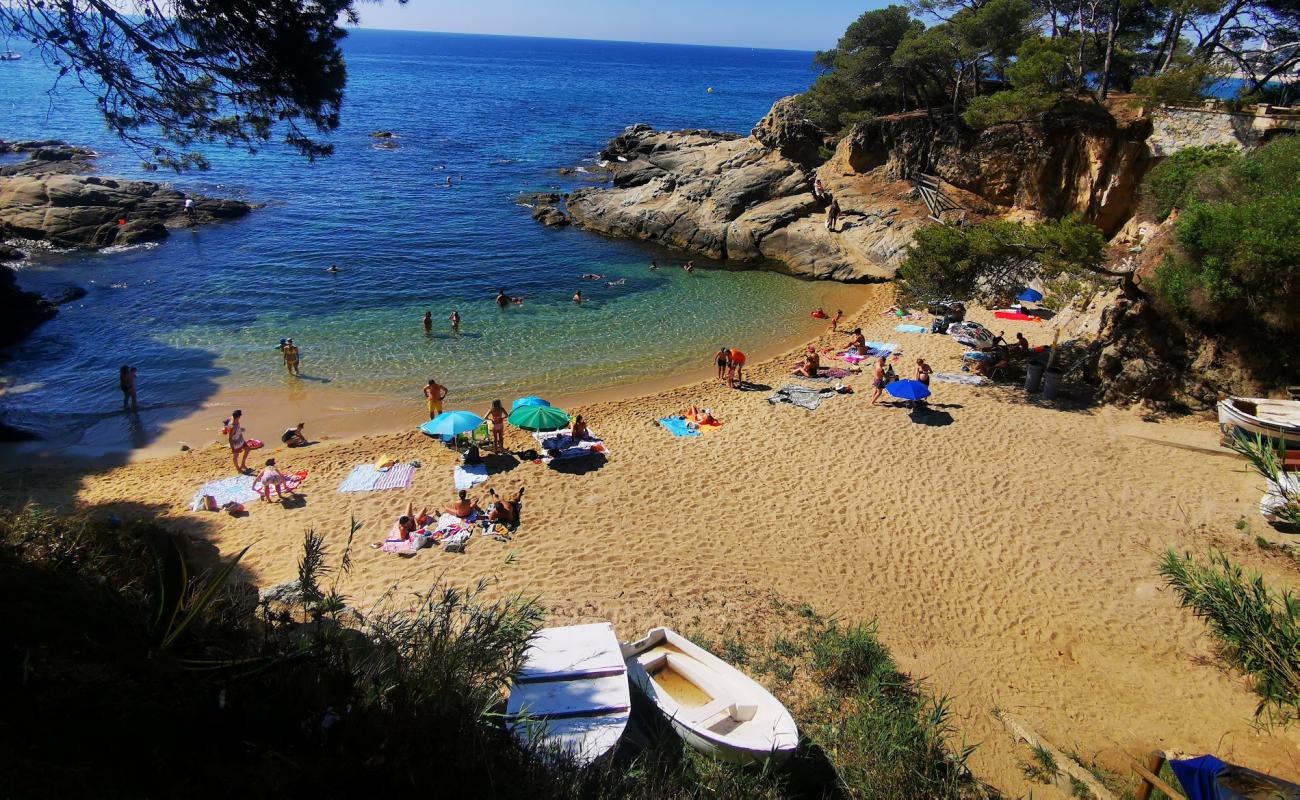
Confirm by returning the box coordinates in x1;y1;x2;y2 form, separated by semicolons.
805;0;1300;134
1152;135;1300;342
1141;143;1240;220
0;0;405;169
895;216;1109;305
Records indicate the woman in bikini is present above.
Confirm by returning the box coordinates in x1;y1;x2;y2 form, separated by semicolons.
484;399;509;454
871;356;888;405
226;409;251;474
715;347;730;383
445;489;479;519
570;414;591;441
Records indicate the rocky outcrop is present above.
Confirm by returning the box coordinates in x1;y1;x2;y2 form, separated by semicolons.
560;123;930;281
843;100;1154;235
751;95;828;169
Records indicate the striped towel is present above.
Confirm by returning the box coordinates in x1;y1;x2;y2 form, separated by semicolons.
338;465;380;493
374;463;416;491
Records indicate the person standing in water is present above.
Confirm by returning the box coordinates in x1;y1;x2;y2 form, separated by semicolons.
119;365;138;410
449;309;461;333
650;260;659;270
424;379;448;420
573;290;583;304
282;339;301;376
422;311;433;333
495;289;509;308
683;261;694;273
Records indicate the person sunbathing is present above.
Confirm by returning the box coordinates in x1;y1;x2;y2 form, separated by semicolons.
445;489;479;519
488;487;525;525
847;328;865;350
687;405;717;425
570;414;591;440
795;348;821;377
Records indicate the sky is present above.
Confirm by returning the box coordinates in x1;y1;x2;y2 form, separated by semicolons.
351;0;887;51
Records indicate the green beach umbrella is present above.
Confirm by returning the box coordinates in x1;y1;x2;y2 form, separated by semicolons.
508;404;571;432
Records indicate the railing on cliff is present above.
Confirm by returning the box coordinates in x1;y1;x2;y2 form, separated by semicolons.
908;170;963;223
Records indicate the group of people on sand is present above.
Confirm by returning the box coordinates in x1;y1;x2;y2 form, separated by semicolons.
713;347;747;389
381;484;526;547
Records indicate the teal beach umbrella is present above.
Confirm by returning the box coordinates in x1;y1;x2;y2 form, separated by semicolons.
511;396;551;412
419;411;484;438
508;404;571;432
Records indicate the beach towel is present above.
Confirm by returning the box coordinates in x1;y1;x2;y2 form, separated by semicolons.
995;311;1038;322
338;463;416;493
534;429;609;460
896;324;928;334
1169;755;1226;800
380;530;432;554
454;463;489;491
933;372;989;386
768;384;832;411
190;475;260;511
373;462;416;491
793;366;852;382
658;417;701;437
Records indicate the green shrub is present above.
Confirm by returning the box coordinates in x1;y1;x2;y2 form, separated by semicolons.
1141;144;1239;222
1159;549;1300;723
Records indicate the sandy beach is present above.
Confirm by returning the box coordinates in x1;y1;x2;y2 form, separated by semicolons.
2;284;1297;795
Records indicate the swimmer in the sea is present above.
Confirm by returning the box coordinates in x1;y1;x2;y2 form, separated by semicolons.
606;278;625;287
496;289;509;308
684;261;694;273
581;273;603;280
650;260;659;270
327;264;340;273
573;290;583;304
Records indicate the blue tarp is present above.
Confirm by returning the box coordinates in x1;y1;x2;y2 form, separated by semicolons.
1171;755;1227;800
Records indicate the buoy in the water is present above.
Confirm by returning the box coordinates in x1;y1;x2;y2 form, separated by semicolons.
707;87;714;94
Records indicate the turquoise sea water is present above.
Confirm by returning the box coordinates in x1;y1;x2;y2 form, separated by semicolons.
0;31;835;447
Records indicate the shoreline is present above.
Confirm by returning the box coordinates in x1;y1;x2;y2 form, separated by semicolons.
0;280;876;466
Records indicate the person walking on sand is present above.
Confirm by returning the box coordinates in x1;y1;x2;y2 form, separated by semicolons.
226;409;252;474
449;309;461;333
484;399;509;455
714;347;731;383
423;310;432;333
424;379;448;420
871;357;888;405
282;338;301;376
830;309;843;333
119;365;138;410
916;358;932;386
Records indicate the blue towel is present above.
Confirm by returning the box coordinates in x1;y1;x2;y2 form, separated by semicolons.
337;464;381;493
658;417;700;437
896;324;928;334
1170;755;1226;800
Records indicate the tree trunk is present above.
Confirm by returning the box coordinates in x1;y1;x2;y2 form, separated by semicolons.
1075;0;1089;89
1099;0;1121;100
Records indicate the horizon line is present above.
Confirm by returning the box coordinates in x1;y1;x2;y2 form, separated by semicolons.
344;25;819;55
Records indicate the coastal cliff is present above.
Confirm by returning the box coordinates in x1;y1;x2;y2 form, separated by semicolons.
0;140;254;353
548;97;1156;280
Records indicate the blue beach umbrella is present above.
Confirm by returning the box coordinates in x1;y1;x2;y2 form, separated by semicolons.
1017;288;1044;303
419;411;484;438
886;380;932;401
511;396;551;412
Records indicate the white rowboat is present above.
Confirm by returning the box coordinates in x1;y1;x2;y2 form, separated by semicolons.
1218;396;1300;450
621;627;799;763
506;622;630;764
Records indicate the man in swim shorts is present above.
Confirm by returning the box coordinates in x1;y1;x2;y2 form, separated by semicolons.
424;379;448;420
729;348;746;387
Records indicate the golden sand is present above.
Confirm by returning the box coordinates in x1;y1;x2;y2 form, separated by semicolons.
3;284;1297;793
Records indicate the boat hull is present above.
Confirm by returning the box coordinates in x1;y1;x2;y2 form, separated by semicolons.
1218;398;1300;450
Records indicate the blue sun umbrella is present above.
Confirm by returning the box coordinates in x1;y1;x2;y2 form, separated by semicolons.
886;380;932;401
508;404;571;432
511;396;551;412
419;411;484;438
1017;288;1044;303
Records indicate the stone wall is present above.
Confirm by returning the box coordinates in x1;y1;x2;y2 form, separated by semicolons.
1148;105;1299;156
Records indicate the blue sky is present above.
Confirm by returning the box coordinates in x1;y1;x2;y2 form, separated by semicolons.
353;0;885;51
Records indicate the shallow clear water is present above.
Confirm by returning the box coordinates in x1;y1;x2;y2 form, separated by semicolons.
0;31;831;446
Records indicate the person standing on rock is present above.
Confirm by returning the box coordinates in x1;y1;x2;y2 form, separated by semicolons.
423;310;433;334
119;365;138;410
826;199;841;233
183;197;196;221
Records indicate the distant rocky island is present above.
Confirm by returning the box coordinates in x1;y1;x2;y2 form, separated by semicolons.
0;139;255;350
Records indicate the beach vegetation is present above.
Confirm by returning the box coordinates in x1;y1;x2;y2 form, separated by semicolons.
1141;144;1240;222
1149;136;1300;358
1;505;992;798
1226;434;1300;530
894;216;1111;307
1159;548;1300;723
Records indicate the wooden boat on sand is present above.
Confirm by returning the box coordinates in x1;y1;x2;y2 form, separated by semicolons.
1218;396;1300;450
506;622;630;764
621;627;798;763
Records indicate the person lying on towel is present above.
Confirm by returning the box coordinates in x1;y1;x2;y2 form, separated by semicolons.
487;487;525;525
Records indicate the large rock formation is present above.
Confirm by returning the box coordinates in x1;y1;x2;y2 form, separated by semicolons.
0;140;255;353
562;117;931;281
